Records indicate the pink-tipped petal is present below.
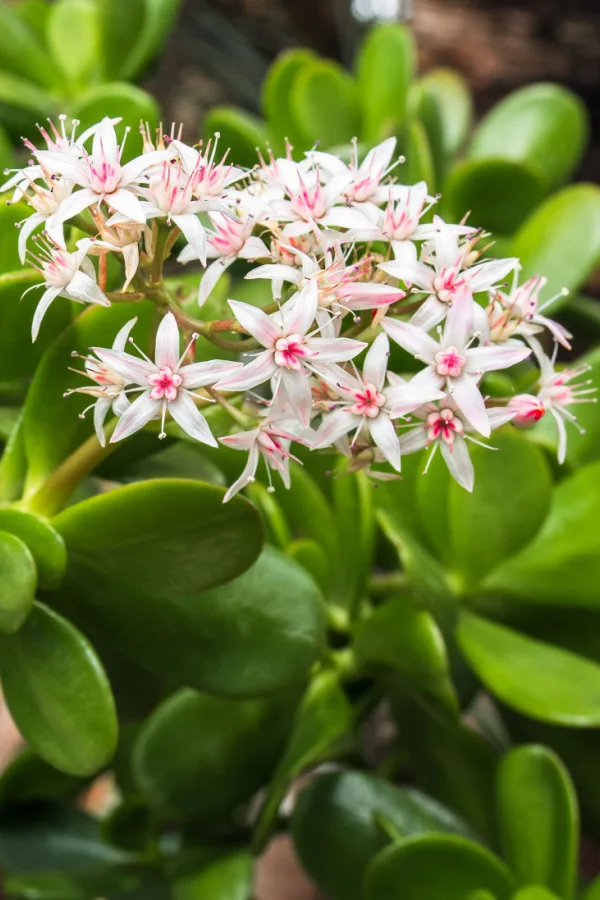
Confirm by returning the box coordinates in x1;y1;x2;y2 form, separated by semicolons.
307;337;367;362
228;299;281;347
223;444;260;503
107;188;147;224
32;285;62;341
172;214;207;266
154;312;180;369
381;317;439;363
440;437;474;491
92;347;154;386
93;397;113;447
214;350;277;392
465;343;531;374
451;376;490;437
181;359;241;389
312;408;357;449
281;368;313;427
468;257;519;293
442;284;473;349
48;188;98;227
363;332;390;391
112;317;138;353
369;413;401;471
378;259;433;291
199;257;233;308
111;391;159;441
169;392;217;446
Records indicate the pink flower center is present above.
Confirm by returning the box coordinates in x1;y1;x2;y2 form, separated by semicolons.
383;197;421;241
435;346;467;378
433;268;466;304
208;217;246;256
290;181;326;221
148;366;182;401
350;383;386;418
274;334;312;370
426;408;464;445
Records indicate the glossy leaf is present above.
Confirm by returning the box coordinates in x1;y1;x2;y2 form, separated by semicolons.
203;106;269;168
485;461;600;607
468;84;588;190
355;595;457;714
444;158;545;235
0;750;85;809
510;184;600;313
365;835;514;900
458;612;600;726
446;431;551;590
292;60;360;148
0;409;27;504
0;3;57;88
173;852;253;900
496;745;578;899
332;470;375;607
0;510;68;591
416;68;472;176
0;204;35;274
253;671;352;849
121;0;182;80
356;23;414;142
292;770;475;900
0;73;56;121
70;84;159;158
512;889;562;900
286;539;329;595
261;48;316;153
98;0;145;78
0;531;36;633
132;687;296;823
582;876;600;900
405;119;436;191
0;602;118;775
46;0;99;86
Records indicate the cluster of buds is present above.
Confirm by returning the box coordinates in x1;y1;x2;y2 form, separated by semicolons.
2;116;594;498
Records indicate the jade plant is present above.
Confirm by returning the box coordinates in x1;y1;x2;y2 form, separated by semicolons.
0;67;599;900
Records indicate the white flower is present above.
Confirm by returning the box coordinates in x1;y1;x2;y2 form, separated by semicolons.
36;117;173;226
379;218;519;332
178;211;270;306
214;287;367;426
90;312;240;444
486;273;572;349
399;400;516;492
169;136;246;200
26;236;110;340
307;138;404;214
382;285;531;436
311;333;445;471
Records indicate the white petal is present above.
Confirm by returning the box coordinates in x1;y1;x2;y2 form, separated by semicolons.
154;311;180;369
48;188;98;227
282;221;313;238
32;286;62;341
172;214;207;266
92;117;119;166
199;257;234;308
281;281;318;335
433;220;461;269
386;377;446;417
214;351;277;392
228;300;280;347
112;317;138;352
391;240;419;263
220;430;259;451
451;376;490;437
441;437;474;491
487;407;517;430
343;283;404;310
111;391;159;441
465;343;531;375
106;188;147;224
321;207;372;230
312;408;357;449
381;317;439;363
122;243;140;289
18;213;44;263
363;332;389;391
359;138;396;178
551;408;568;464
93;397;113;447
379;259;434;291
181;359;241;389
399;427;429;454
120;150;173;184
409;294;447;332
169;140;200;174
239;236;270;260
442;285;473;349
369;413;401;471
468;257;519;293
92;348;154;386
245;263;302;291
304;150;349;178
65;271;110;307
169;392;217;446
280;369;312;427
307;337;367;362
223;445;260;503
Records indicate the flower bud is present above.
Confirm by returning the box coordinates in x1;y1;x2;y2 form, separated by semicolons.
508;394;546;428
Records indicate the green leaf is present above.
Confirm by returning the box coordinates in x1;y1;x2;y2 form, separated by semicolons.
14;1;50;43
0;602;118;775
0;510;65;591
0;204;36;273
512;889;562;900
582;876;600;900
253;671;352;850
354;595;457;714
0;531;36;633
292;60;360;148
0;409;27;503
261;48;316;154
457;612;600;726
120;0;182;81
286;538;329;595
416;68;472;178
0;123;15;172
443;159;545;235
484;461;600;608
356;23;414;142
365;835;514;900
23;301;153;492
393;696;498;843
98;0;145;79
46;0;99;86
0;750;85;809
202;106;268;169
332;470;375;607
0;270;72;380
445;431;551;591
509;184;600;313
70;84;159;159
132;687;296;823
405;120;436;191
496;745;578;900
468;84;588;190
292;770;476;900
55;488;323;696
172;852;253;900
0;3;58;88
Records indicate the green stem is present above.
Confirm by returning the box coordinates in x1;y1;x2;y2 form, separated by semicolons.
151;225;174;284
369;570;411;596
69;214;98;237
21;421;117;516
206;388;254;429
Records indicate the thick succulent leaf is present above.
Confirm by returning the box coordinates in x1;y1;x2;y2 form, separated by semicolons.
0;531;36;633
172;852;254;900
46;0;99;87
203;106;268;168
261;48;316;154
356;22;414;142
291;60;360;148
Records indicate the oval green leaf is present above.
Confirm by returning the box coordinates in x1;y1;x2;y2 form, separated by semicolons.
458;612;600;726
416;68;472;176
133;687;296;822
261;48;316;154
46;0;99;86
292;60;360;148
70;84;159;160
0;3;58;88
203;106;268;169
512;889;562;900
496;745;578;899
0;602;118;775
468;84;588;190
0;531;36;633
0;509;66;590
292;770;475;900
365;835;514;900
356;22;414;142
120;0;182;81
509;184;600;313
484;461;600;607
173;852;254;900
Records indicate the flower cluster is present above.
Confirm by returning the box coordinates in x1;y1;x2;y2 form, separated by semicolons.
3;117;594;498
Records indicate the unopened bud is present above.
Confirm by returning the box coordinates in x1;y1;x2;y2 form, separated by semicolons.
508;394;546;428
